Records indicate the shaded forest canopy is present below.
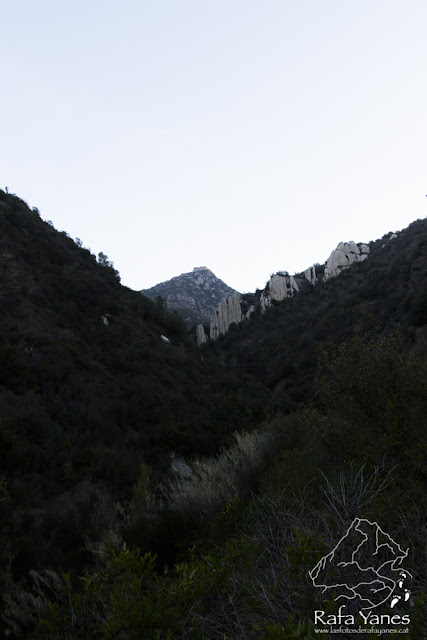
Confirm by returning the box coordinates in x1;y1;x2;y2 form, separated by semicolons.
0;190;426;638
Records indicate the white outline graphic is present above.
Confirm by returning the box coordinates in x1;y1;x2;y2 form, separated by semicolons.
309;518;412;610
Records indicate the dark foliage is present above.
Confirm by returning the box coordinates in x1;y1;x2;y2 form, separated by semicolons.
0;189;426;638
0;191;270;583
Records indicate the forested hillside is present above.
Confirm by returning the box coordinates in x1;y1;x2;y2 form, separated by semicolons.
0;191;270;576
215;218;427;411
0;190;426;638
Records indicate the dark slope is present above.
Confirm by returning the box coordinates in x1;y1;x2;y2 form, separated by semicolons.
0;191;270;574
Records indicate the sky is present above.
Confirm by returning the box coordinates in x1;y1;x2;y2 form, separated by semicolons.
1;0;426;293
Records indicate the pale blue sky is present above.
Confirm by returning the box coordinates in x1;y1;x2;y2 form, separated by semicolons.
2;1;426;292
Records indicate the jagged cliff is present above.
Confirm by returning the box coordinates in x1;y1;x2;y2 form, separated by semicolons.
324;241;370;279
205;271;310;343
259;273;301;312
142;266;237;326
209;291;243;340
203;239;374;342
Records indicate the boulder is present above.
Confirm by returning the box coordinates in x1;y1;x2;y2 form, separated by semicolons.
324;241;370;280
269;274;288;301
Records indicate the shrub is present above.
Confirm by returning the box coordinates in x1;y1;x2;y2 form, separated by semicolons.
163;430;274;525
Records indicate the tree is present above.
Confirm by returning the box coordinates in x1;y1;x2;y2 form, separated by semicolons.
97;251;113;268
97;251;121;281
301;329;427;467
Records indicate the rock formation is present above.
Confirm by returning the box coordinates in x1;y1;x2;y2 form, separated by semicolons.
324;241;370;280
206;238;375;342
304;265;316;285
196;323;207;346
268;274;289;301
259;273;301;311
210;291;243;340
141;266;237;325
210;273;305;338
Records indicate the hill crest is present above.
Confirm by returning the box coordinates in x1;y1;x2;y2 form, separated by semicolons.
141;266;237;325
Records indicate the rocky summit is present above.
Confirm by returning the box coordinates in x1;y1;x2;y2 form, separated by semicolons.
141;266;237;325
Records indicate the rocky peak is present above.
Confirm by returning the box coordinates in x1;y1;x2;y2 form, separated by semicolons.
141;267;237;325
193;266;210;273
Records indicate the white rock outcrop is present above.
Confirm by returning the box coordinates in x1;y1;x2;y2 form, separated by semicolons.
205;237;372;342
304;265;316;285
324;241;370;280
210;291;242;340
290;275;299;294
196;324;207;346
258;274;299;314
260;290;271;312
269;274;289;301
245;305;256;318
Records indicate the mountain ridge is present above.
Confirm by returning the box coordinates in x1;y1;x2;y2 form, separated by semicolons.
141;265;237;325
142;236;388;342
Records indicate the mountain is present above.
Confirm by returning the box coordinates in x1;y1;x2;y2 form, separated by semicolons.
141;266;236;325
1;189;426;639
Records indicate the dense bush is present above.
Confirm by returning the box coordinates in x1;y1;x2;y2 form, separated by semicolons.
162;430;274;525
